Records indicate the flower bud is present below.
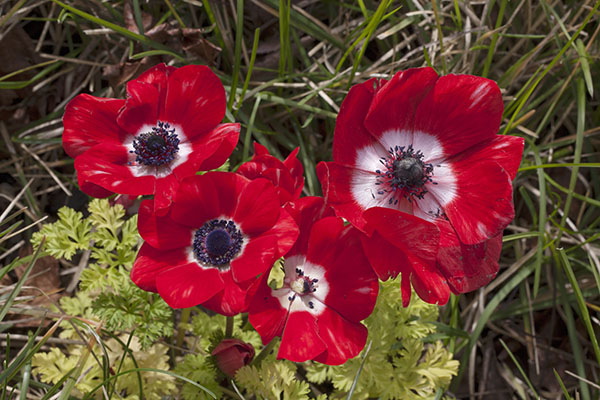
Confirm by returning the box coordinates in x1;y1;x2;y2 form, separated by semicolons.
211;339;255;377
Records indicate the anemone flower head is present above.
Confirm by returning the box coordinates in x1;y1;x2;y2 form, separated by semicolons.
63;63;239;214
237;142;304;205
318;67;524;305
130;171;298;316
249;197;379;364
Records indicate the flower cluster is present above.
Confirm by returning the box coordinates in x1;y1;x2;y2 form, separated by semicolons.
63;64;523;365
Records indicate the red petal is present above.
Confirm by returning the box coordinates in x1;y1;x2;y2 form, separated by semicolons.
248;277;287;345
414;74;503;158
436;220;502;293
192;123;240;172
137;199;193;250
134;63;174;113
284;197;334;257
131;242;187;292
63;94;125;158
283;147;304;188
305;217;345;267
253;142;269;157
442;159;514;245
313;308;368;365
410;260;450;305
171;173;247;228
201;271;253;316
164;65;226;139
317;161;369;232
360;229;411;281
451;135;524;181
363;207;439;267
332;78;380;167
75;145;156;196
317;226;379;322
230;235;276;283
156;262;224;308
153;173;179;216
278;311;326;362
234;179;280;235
261;208;299;259
364;67;439;140
78;180;114;198
117;80;159;134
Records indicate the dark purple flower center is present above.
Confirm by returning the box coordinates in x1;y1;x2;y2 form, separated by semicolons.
375;144;435;204
130;121;180;166
193;219;243;266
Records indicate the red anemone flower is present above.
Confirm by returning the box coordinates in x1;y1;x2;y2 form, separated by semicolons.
249;197;379;365
237;143;304;204
318;67;523;304
63;63;239;213
130;172;298;315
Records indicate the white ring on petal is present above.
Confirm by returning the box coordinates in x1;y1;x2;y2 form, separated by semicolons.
124;122;192;178
352;129;456;217
426;162;456;207
412;130;446;163
274;255;329;316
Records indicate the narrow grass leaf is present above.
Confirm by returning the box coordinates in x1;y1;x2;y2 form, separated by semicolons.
499;338;539;398
559;250;600;367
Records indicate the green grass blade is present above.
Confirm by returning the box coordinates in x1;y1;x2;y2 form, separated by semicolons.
498;338;539;398
559;250;600;367
51;0;184;60
228;0;245;111
0;240;44;323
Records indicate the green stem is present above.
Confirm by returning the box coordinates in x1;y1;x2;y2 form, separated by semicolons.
251;340;277;366
225;315;234;338
176;308;192;352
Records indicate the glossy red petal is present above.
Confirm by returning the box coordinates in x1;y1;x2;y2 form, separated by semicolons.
284;197;334;257
305;217;345;267
443;159;514;245
171;172;246;228
117;80;160;134
131;242;187;292
451;135;524;181
332;78;380;167
63;94;125;158
363;207;439;267
235;179;280;235
318;226;379;322
156;262;224;308
231;235;277;283
317;161;369;232
164;65;226;139
193;123;240;171
78;180;114;198
313;308;368;365
414;74;503;158
137;199;193;250
253;142;269;157
134;63;174;113
436;220;502;293
153;173;179;216
283;147;304;195
364;67;439;140
260;208;299;259
410;260;450;305
248;277;287;345
360;229;411;281
278;311;326;362
75;145;156;196
201;271;253;316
